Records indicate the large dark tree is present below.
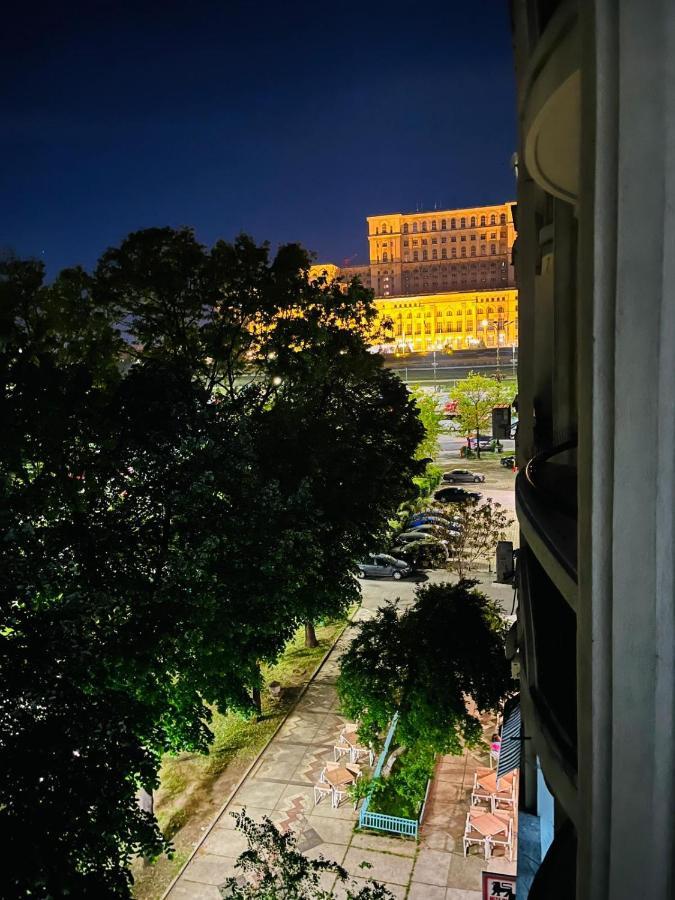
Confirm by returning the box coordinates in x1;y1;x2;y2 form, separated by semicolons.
0;230;423;896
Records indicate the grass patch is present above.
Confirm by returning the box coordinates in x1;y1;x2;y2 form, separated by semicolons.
131;613;354;900
368;743;436;822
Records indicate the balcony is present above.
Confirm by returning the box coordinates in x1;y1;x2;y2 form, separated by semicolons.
515;440;577;610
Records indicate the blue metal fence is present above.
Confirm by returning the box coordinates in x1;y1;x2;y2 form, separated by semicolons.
358;713;426;839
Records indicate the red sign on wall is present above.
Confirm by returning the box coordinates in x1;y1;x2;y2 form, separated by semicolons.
482;871;517;900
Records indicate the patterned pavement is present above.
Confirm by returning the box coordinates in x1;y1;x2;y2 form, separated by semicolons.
163;572;517;900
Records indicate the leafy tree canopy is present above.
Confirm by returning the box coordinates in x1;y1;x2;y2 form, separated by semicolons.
337;580;513;755
452;372;512;456
0;230;424;896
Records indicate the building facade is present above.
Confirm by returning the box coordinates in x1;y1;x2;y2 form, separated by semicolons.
511;1;675;898
311;202;518;352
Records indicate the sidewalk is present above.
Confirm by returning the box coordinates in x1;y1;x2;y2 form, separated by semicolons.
164;585;517;900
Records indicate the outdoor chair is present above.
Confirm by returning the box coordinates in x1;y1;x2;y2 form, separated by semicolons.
313;781;332;806
463;812;490;860
470;772;493;808
491;778;517;814
333;743;351;762
350;744;375;766
345;763;362;779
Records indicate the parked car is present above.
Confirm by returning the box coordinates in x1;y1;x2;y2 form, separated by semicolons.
395;530;450;545
442;468;485;484
407;523;460;538
409;508;456;524
356;554;411;580
391;539;449;569
468;436;496;452
434;486;482;504
501;455;516;468
407;513;457;528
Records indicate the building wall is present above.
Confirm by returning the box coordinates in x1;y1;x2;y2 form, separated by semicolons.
367;203;516;298
375;288;518;352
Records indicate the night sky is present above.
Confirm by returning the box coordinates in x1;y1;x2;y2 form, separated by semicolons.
1;1;517;277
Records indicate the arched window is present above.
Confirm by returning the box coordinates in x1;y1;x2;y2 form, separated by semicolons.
451;218;456;229
432;249;437;259
413;250;419;261
498;306;504;313
451;248;457;257
382;251;388;262
422;249;428;260
441;219;447;230
491;245;496;255
490;214;496;225
500;213;506;224
470;247;476;256
375;227;379;234
461;247;466;257
431;220;437;230
488;306;494;313
481;245;487;255
460;217;466;228
470;216;476;227
413;222;418;233
422;221;427;232
480;215;486;226
441;248;447;259
403;223;409;234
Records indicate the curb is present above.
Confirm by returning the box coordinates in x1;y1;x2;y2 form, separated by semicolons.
159;610;358;899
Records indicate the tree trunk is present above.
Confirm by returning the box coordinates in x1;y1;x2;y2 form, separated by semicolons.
138;789;154;866
252;684;262;717
304;621;319;648
476;424;481;458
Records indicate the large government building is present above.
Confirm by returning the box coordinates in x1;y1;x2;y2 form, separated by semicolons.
311;202;519;352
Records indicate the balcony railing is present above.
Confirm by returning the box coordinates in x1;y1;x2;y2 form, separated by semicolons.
516;440;578;609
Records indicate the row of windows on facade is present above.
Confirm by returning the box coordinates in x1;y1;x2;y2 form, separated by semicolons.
379;261;505;276
381;245;502;262
393;322;518;334
378;231;505;249
375;212;507;234
393;306;512;317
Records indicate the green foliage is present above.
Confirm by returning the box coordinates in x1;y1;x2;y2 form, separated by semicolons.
220;811;394;899
337;581;513;756
452;372;511;457
369;743;436;820
0;233;424;896
408;387;443;462
448;498;514;578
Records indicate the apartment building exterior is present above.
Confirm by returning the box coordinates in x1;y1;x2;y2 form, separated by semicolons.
511;1;674;897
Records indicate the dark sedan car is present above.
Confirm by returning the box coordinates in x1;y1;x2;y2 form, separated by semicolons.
442;468;486;484
392;538;449;569
434;486;482;504
356;554;411;580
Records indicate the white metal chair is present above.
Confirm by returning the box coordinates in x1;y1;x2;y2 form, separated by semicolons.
463;812;490;860
491;778;517;814
470;772;492;808
333;743;351;762
313;781;332;806
350;745;375;766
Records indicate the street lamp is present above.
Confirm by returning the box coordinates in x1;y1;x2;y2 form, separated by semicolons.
481;319;501;371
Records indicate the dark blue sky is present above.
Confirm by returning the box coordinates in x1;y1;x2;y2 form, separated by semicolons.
1;1;517;277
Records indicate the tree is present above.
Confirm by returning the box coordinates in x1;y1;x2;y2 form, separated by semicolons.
447;498;514;578
337;581;512;755
408;386;443;463
220;810;393;900
453;372;510;458
0;231;424;895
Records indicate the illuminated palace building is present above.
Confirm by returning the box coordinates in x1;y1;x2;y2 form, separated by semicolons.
313;202;518;352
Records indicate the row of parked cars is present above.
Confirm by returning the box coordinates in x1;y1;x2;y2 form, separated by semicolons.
357;473;488;578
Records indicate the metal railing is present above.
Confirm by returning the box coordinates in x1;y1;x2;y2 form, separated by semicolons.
358;713;432;840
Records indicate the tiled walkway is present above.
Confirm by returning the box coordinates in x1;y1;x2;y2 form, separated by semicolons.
164;573;517;900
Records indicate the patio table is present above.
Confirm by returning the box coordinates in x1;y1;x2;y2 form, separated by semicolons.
323;766;356;788
469;811;509;838
477;770;516;794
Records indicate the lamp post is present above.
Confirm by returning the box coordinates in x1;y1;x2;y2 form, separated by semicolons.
481;319;501;371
